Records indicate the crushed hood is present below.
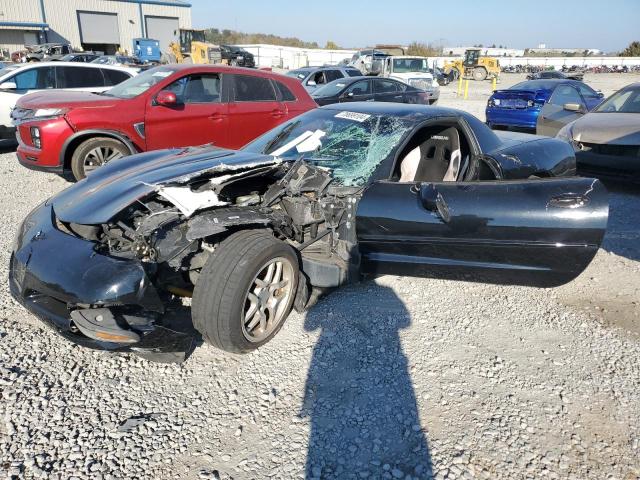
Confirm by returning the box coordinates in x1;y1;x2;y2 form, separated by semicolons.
16;90;120;110
52;146;279;224
571;113;640;145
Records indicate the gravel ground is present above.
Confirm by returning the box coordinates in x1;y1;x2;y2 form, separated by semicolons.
1;74;640;480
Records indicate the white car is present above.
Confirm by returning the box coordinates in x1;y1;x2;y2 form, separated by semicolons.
0;62;138;143
379;56;440;104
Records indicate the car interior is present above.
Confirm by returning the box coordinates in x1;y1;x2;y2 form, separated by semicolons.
393;124;472;182
181;75;221;103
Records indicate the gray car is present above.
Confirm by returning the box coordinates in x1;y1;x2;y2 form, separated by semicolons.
286;66;363;93
556;82;640;182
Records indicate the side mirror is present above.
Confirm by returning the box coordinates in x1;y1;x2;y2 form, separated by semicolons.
563;103;583;113
343;92;354;99
155;90;178;107
307;80;316;86
0;81;17;90
597;91;604;98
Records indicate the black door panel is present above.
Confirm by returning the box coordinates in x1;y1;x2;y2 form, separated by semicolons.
356;178;608;287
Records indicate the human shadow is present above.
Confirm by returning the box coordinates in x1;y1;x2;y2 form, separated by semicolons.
600;179;640;261
301;282;433;479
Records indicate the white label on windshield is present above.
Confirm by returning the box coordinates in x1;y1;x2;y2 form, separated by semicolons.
152;71;172;78
335;111;371;123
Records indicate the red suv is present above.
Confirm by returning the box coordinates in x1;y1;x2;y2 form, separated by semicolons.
13;65;316;180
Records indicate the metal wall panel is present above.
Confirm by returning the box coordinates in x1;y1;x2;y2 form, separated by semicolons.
0;30;29;55
0;0;43;23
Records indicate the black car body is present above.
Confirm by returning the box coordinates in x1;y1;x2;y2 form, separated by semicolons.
221;45;255;68
10;103;608;361
312;77;431;106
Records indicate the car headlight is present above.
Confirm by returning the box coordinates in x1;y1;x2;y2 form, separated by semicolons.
556;124;579;150
556;124;573;142
33;108;68;120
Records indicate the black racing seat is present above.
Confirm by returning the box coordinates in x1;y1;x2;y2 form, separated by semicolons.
413;127;462;182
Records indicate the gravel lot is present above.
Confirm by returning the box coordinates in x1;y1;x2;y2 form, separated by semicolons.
1;74;639;480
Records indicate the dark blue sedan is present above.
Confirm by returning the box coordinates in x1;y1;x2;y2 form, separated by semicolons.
486;79;603;136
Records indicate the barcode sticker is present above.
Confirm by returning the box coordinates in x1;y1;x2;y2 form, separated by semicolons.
335;111;371;122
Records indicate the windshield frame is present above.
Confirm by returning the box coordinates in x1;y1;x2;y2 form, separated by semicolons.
102;66;177;99
594;86;640;113
311;79;350;98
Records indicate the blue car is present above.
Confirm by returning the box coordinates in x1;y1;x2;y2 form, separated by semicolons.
486;79;603;135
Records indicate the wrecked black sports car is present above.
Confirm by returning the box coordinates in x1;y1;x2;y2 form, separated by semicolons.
10;103;609;361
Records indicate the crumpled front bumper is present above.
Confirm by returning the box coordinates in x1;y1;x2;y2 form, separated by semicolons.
9;202;195;355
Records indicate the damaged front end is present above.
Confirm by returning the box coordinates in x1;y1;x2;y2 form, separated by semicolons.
10;147;362;360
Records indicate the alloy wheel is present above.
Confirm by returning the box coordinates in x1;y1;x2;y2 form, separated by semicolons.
242;257;295;343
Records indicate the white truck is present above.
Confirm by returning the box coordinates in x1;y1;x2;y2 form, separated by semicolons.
379;56;440;104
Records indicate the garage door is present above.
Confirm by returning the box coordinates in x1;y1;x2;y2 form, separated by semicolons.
145;16;179;52
78;12;119;44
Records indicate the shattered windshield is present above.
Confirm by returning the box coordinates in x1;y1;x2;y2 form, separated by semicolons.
242;109;413;186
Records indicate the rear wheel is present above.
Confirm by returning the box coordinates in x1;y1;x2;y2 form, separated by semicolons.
70;137;129;181
192;230;299;353
473;67;488;81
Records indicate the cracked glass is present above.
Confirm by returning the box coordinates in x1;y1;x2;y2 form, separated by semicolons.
243;109;412;186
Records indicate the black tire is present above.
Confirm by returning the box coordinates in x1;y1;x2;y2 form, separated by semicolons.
70;137;129;181
192;230;299;353
473;67;488;81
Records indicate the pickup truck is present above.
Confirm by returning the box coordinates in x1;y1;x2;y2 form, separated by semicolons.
379;56;440;104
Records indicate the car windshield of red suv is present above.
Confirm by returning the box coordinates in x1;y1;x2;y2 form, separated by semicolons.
102;66;174;99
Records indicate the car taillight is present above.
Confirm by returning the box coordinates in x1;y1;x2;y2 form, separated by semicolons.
30;127;41;149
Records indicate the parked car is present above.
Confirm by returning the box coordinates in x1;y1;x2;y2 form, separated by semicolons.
0;62;136;143
286;66;363;93
91;55;143;67
527;70;584;81
12;65;316;180
432;66;451;86
311;76;432;106
220;45;255;68
486;79;603;134
54;53;101;63
379;56;440;103
9;102;608;361
557;82;640;183
13;43;73;62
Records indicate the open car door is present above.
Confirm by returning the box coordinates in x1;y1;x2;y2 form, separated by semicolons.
356;177;608;287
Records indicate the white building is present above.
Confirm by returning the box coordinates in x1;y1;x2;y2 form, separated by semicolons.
0;0;192;58
237;44;357;69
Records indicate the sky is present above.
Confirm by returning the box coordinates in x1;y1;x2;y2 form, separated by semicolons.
191;0;638;52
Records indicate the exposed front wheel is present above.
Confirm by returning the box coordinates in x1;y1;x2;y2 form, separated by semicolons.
70;137;129;180
192;230;299;353
473;67;488;81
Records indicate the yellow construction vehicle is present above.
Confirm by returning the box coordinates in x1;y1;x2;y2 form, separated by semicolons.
443;48;500;81
190;41;222;64
166;29;221;64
